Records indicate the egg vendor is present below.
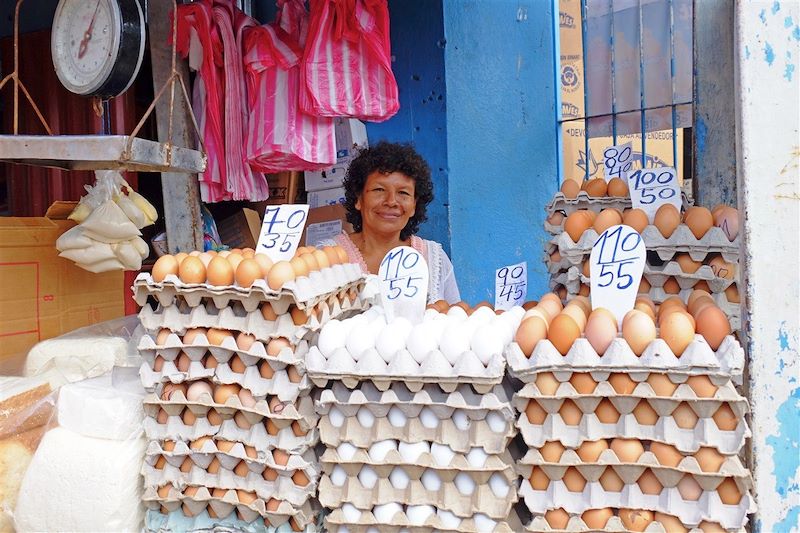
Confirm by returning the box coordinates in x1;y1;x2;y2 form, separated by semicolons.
321;142;460;304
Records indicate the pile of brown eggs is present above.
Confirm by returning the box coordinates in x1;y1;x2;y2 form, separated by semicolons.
559;178;630;199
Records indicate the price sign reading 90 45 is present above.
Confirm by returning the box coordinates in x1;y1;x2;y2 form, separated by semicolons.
627;166;682;221
256;204;309;262
378;246;429;324
589;224;646;327
495;261;527;310
603;142;634;182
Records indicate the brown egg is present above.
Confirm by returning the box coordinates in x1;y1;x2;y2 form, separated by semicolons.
238;388;257;408
713;403;738;431
647;373;679;397
181;327;206;345
699;521;727;533
559;399;583;425
234;411;252;429
260;302;279;321
549;250;562;264
310;249;329;270
609;373;638;394
269;396;285;414
663;277;681;294
560;179;581;199
695;447;725;473
515;316;548;357
638;277;651;293
272;449;290;466
565;210;594;242
260;360;275;379
714;206;739;241
607;177;629;197
263;467;278;481
152;255;179;282
526;400;548;425
179;256;206;284
190;436;212;451
581;508;614;529
290;306;309;325
571;295;594;314
154;455;167;470
672;402;699;429
525;307;553;326
227;354;246;374
623;208;650;233
611;438;645;462
569;373;597;394
717;478;742;504
675;253;702;274
252;253;274;277
529;466;550;490
215;439;235;453
157;483;173;498
660;312;696;356
175;352;191;372
694;280;712;292
238;490;258;505
709;256;737;280
563;467;586;492
560;285;572;298
535;372;561;395
593;208;623;234
213;383;241;404
162;382;187;401
677;474;703;501
207;328;233;346
233;460;250;478
577;439;609;462
684;206;714;239
286;365;302;383
162;439;177;452
227;253;244;272
548;314;582;355
540;441;566;462
622;310;657;355
289;256;310;279
686;375;718;398
599;467;625;491
267;337;291;357
322;245;340;266
659;296;687;317
545;508;570;529
650;442;683;467
584;178;608;197
182;409;197;426
633;400;659;425
235;333;256;352
654;512;689;533
206;457;221;474
207;409;223;426
292;470;310;487
687;289;714;314
562;304;588;331
584;308;618;354
235;258;263;288
635;294;657;315
638;469;663;495
156;328;172;346
620;509;654;532
724;283;740;303
654;204;681;238
547;211;565;226
153;355;165;372
267;261;296;290
295;420;310;436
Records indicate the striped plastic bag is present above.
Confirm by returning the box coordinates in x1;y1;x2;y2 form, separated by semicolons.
301;0;399;122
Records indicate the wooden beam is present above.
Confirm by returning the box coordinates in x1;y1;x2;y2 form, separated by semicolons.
147;0;203;253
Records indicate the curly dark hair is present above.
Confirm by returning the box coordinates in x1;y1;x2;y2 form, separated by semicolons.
343;141;434;241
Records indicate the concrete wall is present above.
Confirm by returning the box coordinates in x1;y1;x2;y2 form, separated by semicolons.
735;2;800;531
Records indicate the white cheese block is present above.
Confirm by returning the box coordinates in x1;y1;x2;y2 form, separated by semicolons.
24;337;127;383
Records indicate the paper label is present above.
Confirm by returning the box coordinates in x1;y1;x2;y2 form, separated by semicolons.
602;142;634;182
255;204;309;262
378;246;429;324
590;224;646;327
626;166;682;222
305;220;342;247
495;261;527;310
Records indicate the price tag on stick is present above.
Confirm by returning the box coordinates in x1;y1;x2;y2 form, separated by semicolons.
626;166;681;222
256;204;310;262
495;261;527;310
603;142;634;182
590;224;646;327
378;246;429;324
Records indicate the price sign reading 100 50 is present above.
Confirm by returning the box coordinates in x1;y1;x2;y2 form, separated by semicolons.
626;166;682;221
589;224;646;327
603;142;634;182
256;204;309;262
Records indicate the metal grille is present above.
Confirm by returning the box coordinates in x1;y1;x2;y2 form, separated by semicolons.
557;0;693;182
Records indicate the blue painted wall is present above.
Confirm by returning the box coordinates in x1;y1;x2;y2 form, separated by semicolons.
442;0;558;304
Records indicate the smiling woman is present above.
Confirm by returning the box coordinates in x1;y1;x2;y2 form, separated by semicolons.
325;142;460;304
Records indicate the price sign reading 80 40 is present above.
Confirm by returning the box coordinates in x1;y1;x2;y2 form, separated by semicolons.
603;142;634;182
589;224;646;327
256;204;309;262
495;261;527;310
378;246;429;324
627;166;682;221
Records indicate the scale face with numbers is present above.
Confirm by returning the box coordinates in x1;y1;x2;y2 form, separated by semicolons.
51;0;146;98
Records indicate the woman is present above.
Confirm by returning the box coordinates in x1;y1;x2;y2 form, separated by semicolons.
327;141;460;304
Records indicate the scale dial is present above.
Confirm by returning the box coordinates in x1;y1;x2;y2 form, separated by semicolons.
51;0;145;98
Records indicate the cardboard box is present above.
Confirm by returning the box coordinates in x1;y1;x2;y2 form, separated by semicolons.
263;171;301;205
216;208;262;250
304;118;367;192
308;187;346;209
304;162;350;193
0;206;125;371
301;204;352;247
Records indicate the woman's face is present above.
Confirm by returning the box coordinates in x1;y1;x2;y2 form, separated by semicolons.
356;171;417;238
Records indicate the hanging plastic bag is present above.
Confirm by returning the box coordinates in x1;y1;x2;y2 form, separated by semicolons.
301;0;399;122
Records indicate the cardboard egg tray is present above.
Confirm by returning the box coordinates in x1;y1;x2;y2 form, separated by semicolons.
132;265;366;312
324;506;524;533
145;508;324;533
143;484;318;527
544;192;632;216
144;412;318;454
146;439;317;472
318;474;516;520
523;515;746;533
518;478;755;529
507;336;745;384
306;345;505;393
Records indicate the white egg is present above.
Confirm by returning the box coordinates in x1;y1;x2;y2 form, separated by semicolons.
388;406;408;427
468;306;496;326
421;469;442;491
336;442;358;460
339;527;351;533
454;472;476;495
430;442;455;466
470;324;504;365
391;316;414;340
446;306;468;321
473;513;498;532
375;322;407;363
358;465;378;488
505;305;525;325
398;441;430;463
357;407;376;428
406;505;435;526
419;407;440;429
389;467;410;489
489;317;514;346
365;528;380;533
345;327;377;362
488;473;510;497
452;409;471;431
437;509;462;529
373;502;403;522
342;503;362;522
427;316;448;341
486;411;507;433
329;406;345;427
406;322;439;363
467;447;488;467
317;319;346;357
368;440;397;462
440;323;471;364
330;465;347;486
423;308;440;320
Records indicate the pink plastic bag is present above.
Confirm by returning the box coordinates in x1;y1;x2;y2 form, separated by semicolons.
301;0;399;122
243;0;336;172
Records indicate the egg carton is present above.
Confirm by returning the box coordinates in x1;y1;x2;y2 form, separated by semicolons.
507;336;744;384
544;192;633;216
144;412;318;454
517;449;751;489
523;515;746;533
132;265;367;312
142;460;317;507
324;506;524;533
318;474;517;520
144;484;318;527
306;347;505;393
518;478;755;530
144;508;324;533
146;439;317;471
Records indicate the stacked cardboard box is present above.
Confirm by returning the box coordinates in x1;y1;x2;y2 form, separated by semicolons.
304;118;367;209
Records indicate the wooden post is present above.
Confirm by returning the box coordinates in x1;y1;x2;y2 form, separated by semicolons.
147;0;204;253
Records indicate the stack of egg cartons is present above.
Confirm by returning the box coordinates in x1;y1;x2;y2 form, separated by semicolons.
506;293;755;532
306;301;525;532
133;250;368;532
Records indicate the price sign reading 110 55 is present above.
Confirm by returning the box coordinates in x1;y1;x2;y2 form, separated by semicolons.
626;166;682;221
256;204;309;262
378;246;429;324
603;142;633;182
589;224;646;327
495;261;527;310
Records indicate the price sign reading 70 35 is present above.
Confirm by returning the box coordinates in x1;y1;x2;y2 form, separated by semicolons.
256;204;309;262
589;224;646;327
378;246;429;324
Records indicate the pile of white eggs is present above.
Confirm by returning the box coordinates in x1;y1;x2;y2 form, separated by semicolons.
327;404;509;434
337;502;501;530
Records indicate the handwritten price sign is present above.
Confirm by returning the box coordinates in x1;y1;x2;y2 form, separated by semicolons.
626;166;681;221
256;204;309;262
378;246;429;324
603;142;634;182
590;224;646;327
495;261;527;310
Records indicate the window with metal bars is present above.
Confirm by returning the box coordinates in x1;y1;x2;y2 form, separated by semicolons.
557;0;693;185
